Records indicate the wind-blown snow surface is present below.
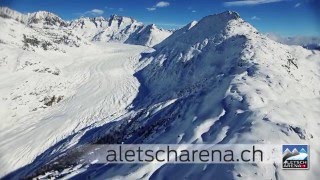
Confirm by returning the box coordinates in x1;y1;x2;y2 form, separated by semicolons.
1;8;320;180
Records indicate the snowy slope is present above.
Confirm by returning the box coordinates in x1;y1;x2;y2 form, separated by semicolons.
128;12;319;180
56;11;318;180
70;15;144;43
0;16;151;176
0;9;152;177
1;8;320;180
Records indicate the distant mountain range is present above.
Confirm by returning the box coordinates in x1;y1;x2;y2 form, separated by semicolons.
266;33;320;50
0;7;172;47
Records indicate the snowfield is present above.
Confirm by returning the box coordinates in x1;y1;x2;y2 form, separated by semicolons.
1;7;320;180
0;40;150;176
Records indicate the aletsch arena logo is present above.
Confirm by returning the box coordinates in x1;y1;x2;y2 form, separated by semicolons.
282;144;309;169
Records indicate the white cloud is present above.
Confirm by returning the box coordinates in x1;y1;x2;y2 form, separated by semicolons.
147;1;170;11
155;1;170;7
224;0;284;6
251;16;261;20
294;3;301;7
85;9;104;16
105;6;114;10
118;8;124;12
146;7;156;11
192;10;196;13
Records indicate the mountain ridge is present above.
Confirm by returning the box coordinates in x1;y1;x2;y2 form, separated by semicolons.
0;6;172;47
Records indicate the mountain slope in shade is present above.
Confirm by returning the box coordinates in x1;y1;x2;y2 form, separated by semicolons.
0;8;320;180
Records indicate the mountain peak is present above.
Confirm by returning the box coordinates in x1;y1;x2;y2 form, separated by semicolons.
200;10;241;26
109;14;119;19
109;14;133;21
221;11;240;19
155;10;249;50
146;24;157;30
28;10;67;27
107;14;137;26
29;11;60;20
92;16;106;21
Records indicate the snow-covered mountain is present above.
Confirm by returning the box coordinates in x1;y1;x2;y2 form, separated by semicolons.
0;7;68;28
1;7;320;180
0;7;84;52
70;15;171;46
27;11;68;28
87;12;319;179
70;15;143;43
0;7;172;47
125;24;173;47
0;7;28;23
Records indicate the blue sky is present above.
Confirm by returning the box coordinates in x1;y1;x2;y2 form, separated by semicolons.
0;0;319;36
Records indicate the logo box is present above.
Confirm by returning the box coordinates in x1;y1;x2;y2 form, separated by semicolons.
282;144;309;170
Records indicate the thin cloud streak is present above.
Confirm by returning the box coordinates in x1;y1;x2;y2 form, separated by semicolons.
224;0;284;6
294;3;301;8
251;16;261;20
146;7;156;11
